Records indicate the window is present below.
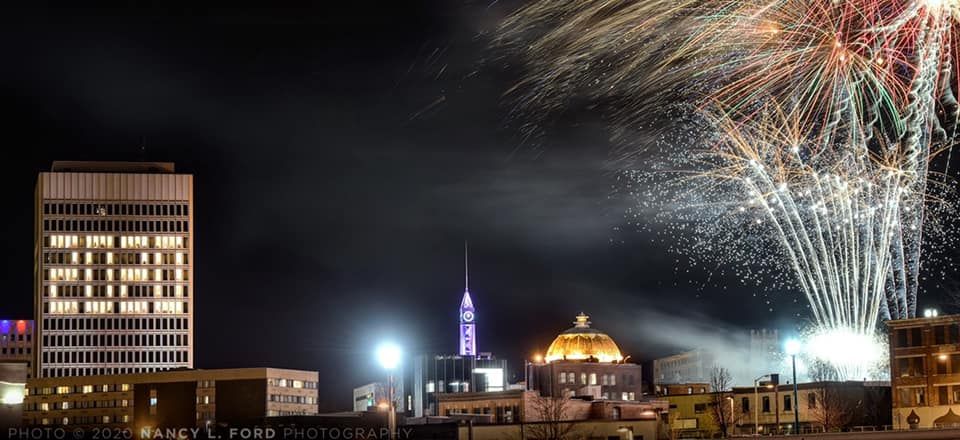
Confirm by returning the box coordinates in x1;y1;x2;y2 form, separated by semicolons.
939;386;950;405
567;373;575;384
808;393;817;409
149;389;158;415
426;381;435;393
589;373;597;385
694;403;707;414
899;387;926;406
559;372;566;384
897;356;926;377
612;407;621;420
938;354;949;374
911;328;924;347
581;373;587;385
784;395;792;412
622;392;629;400
741;397;750;413
762;396;770;413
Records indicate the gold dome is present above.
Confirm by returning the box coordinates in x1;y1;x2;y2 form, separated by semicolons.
544;313;624;363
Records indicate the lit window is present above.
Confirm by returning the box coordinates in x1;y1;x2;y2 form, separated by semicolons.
589;373;597;385
622;392;628;400
82;385;93;394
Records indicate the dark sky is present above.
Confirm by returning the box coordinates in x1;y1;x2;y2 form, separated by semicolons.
0;2;911;411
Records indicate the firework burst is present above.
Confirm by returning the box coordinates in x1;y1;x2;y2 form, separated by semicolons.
500;0;960;378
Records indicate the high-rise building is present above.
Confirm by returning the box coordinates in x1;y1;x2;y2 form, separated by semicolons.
34;161;194;378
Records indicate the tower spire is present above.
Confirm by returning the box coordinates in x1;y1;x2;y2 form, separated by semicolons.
464;240;469;292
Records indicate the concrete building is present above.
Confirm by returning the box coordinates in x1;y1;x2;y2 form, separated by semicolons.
662;391;726;439
435;389;668;425
652;350;713;388
887;313;960;429
22;367;317;430
35;161;194;378
0;320;34;379
353;382;387;412
527;313;643;401
730;381;891;435
656;383;710;397
447;414;665;440
404;354;507;417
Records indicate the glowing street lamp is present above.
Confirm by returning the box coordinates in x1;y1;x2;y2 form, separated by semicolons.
785;339;801;435
375;342;402;440
376;343;402;370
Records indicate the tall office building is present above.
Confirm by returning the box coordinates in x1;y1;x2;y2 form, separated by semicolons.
35;162;193;378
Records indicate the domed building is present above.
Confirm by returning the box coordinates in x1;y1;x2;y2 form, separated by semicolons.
526;313;643;401
545;313;624;363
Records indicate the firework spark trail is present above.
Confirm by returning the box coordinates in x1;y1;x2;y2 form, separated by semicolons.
500;0;960;378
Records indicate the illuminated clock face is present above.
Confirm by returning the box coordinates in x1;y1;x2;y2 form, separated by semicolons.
462;311;475;322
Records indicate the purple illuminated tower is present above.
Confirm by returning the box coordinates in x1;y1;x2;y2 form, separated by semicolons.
459;243;476;357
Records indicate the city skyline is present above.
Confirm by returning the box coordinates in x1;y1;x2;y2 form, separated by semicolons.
1;2;958;415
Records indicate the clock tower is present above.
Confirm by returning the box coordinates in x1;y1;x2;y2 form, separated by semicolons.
459;243;477;357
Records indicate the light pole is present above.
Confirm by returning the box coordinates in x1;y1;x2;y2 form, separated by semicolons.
753;373;776;436
376;342;402;440
785;339;802;435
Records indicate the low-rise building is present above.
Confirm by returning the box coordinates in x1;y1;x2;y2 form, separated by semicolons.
527;313;643;401
730;381;891;435
435;389;669;425
661;390;727;439
353;382;388;412
887;313;960;429
22;367;318;432
0;320;34;379
655;383;710;397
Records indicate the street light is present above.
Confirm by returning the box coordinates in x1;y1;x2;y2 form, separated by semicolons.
754;373;778;436
785;339;802;435
376;342;402;440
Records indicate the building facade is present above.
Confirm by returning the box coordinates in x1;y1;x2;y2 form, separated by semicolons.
527;313;643;402
404;354;508;418
22;368;317;430
887;314;960;429
353;382;387;412
35;161;194;378
652;350;713;388
730;381;890;435
0;320;34;378
436;389;669;425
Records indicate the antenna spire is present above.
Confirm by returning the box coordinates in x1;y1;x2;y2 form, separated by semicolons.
464;241;469;291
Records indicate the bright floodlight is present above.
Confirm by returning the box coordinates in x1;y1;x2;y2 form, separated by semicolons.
376;342;402;370
784;339;802;356
1;388;23;405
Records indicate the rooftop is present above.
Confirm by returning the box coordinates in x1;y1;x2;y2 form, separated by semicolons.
51;161;175;174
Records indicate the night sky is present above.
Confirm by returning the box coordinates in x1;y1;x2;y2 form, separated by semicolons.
2;2;946;411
